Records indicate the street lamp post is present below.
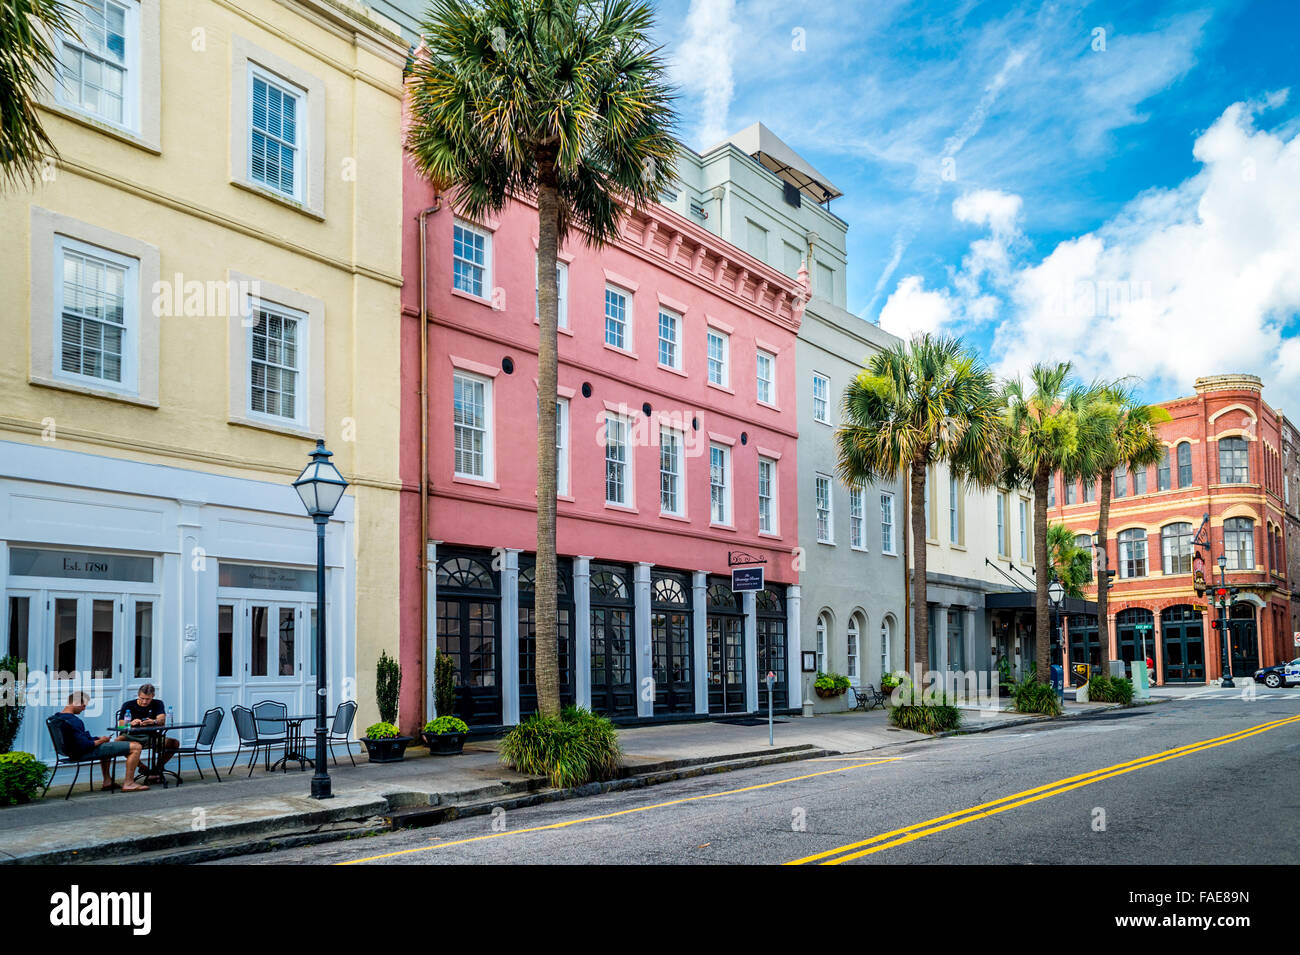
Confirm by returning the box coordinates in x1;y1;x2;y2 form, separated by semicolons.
1049;578;1065;697
292;440;349;800
1216;554;1235;689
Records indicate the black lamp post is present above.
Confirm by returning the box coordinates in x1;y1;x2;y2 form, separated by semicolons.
1049;578;1065;696
292;440;349;799
1216;554;1235;689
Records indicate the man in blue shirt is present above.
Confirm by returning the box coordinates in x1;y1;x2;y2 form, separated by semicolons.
51;691;149;791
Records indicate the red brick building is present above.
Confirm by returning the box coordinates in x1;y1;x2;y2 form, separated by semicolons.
1047;375;1291;685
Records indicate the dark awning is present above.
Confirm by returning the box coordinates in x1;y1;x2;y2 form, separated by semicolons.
985;591;1098;615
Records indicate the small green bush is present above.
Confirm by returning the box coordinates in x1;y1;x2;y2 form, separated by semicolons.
423;716;468;735
0;655;26;754
815;671;850;694
1088;675;1134;704
0;752;49;805
433;649;456;719
1012;674;1063;716
375;651;401;725
364;721;400;740
499;705;621;788
887;685;962;734
880;671;901;692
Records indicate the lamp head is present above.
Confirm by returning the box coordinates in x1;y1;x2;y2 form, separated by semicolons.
293;440;348;518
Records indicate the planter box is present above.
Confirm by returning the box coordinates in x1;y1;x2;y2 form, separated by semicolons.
814;687;846;699
363;736;412;763
422;731;466;756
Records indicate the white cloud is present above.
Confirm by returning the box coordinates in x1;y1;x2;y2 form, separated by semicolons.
671;0;741;148
878;275;956;339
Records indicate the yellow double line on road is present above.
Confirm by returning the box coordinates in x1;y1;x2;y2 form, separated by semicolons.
340;756;902;864
787;713;1300;865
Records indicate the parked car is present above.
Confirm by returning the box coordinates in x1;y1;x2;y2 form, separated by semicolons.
1253;658;1300;689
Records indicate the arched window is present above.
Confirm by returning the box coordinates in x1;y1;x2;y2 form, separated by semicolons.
1176;442;1192;487
1074;533;1095;581
1157;447;1171;491
437;555;494;591
1118;528;1148;578
1218;437;1249;484
816;613;829;672
1224;517;1255;570
846;615;860;682
1113;463;1128;498
880;617;893;677
1160;522;1193;575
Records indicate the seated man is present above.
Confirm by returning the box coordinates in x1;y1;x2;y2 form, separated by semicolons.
52;691;148;792
118;683;178;783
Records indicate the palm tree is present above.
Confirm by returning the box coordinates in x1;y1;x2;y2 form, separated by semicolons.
1091;383;1171;655
1;0;77;189
407;0;677;718
836;334;1003;673
1047;523;1091;600
1001;363;1108;681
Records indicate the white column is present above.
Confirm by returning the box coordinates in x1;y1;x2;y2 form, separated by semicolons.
176;501;204;734
934;605;949;673
574;557;592;708
692;571;709;713
786;585;802;709
501;549;521;726
744;589;759;712
424;540;439;718
964;607;977;674
634;562;653;717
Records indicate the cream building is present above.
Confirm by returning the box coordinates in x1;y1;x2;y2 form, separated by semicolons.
0;0;406;761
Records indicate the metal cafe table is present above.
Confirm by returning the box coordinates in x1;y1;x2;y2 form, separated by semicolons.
109;721;206;788
255;714;321;772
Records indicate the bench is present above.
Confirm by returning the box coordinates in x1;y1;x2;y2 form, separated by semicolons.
851;685;887;711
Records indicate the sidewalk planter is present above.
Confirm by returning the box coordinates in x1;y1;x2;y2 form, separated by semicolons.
362;722;411;763
422;716;469;756
814;671;851;699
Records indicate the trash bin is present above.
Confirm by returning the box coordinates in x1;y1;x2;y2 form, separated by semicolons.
1050;664;1063;693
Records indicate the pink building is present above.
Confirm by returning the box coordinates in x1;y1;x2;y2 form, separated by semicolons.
398;173;805;730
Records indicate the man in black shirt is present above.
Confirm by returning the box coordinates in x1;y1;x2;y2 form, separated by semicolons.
117;684;179;782
51;691;148;791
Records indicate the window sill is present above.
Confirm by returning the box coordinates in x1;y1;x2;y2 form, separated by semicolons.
452;474;500;490
758;530;782;540
451;287;497;308
603;343;638;360
658;363;688;378
659;511;690;524
229;414;322;440
557;493;575;503
882;550;899;558
604;501;639;515
706;380;734;396
31;374;157;408
815;418;832;427
757;399;780;412
950;543;967;551
709;522;737;532
44;102;161;154
817;539;836;547
850;545;869;553
230;179;324;221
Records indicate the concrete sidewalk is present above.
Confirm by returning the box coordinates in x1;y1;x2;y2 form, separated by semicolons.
0;702;1129;864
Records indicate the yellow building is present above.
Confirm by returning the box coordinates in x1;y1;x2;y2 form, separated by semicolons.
0;0;406;760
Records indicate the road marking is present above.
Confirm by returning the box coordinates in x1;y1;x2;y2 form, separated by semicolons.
338;756;902;865
786;714;1300;865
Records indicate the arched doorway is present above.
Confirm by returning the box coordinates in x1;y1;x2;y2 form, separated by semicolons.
756;587;788;709
650;570;694;715
518;556;575;716
706;577;746;713
1228;602;1259;677
1067;613;1100;676
590;563;636;717
1115;607;1155;674
1160;605;1205;684
436;550;502;725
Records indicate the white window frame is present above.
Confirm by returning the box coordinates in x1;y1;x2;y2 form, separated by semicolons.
453;219;492;300
605;413;632;507
245;300;307;427
247;64;304;203
55;0;141;132
452;371;493;481
658;307;682;370
846;616;860;682
52;235;139;396
880;491;896;555
812;372;831;424
604;285;632;351
1019;498;1029;562
949;475;962;545
1118;528;1149;579
816;474;834;544
710;444;732;526
816;614;828;673
756;349;776;405
997;493;1009;558
660;427;684;517
849;486;867;550
556;397;570;496
707;329;729;387
758;456;777;534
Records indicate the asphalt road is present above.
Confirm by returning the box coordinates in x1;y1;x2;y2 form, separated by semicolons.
215;693;1300;865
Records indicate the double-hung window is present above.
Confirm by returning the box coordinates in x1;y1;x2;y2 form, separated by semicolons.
710;445;731;525
660;428;683;516
1161;523;1192;575
605;415;630;506
1157;448;1171;491
555;398;569;496
758;457;776;533
56;239;133;389
996;493;1009;558
1132;466;1147;495
1218;437;1249;484
249;68;302;200
58;0;135;128
815;475;833;543
1065;481;1077;505
880;492;896;554
1018;498;1029;561
249;303;303;423
756;350;775;404
453;372;491;479
605;287;630;350
1224;518;1255;570
1113;463;1128;498
1084;480;1096;503
1118;528;1147;578
453;221;490;298
812;373;830;424
849;486;866;549
1048;477;1056;508
949;476;964;545
707;330;729;387
658;308;681;369
1176;442;1192;487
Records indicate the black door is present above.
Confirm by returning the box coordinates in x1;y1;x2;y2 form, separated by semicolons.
706;579;746;714
518;557;576;717
651;572;694;715
1068;613;1100;675
1228;604;1259;677
1160;605;1205;683
1115;608;1154;675
435;552;502;725
590;564;636;717
756;587;788;709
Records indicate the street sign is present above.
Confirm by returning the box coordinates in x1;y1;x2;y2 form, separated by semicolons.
1294;632;1300;647
1134;623;1153;632
731;566;764;592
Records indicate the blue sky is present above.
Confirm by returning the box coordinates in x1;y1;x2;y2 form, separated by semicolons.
655;0;1300;411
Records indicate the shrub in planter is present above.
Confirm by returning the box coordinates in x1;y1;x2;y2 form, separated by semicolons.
0;655;26;754
376;651;401;726
879;671;902;695
362;721;411;763
422;715;469;755
814;671;851;697
499;705;621;788
887;685;962;734
1087;675;1134;704
0;752;49;805
1011;674;1063;717
433;649;456;720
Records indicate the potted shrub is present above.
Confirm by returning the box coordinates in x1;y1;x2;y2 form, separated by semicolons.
880;671;902;695
0;752;50;805
814;671;850;698
362;721;412;763
422;715;468;755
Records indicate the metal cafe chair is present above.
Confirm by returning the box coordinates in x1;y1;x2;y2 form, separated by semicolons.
175;707;225;781
230;705;284;777
326;700;358;767
43;716;118;800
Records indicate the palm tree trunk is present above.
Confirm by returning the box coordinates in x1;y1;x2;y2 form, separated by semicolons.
534;149;561;719
910;460;929;675
1034;468;1051;682
1096;468;1112;666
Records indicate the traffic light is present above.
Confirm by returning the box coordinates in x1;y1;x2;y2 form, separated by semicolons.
1210;620;1220;630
